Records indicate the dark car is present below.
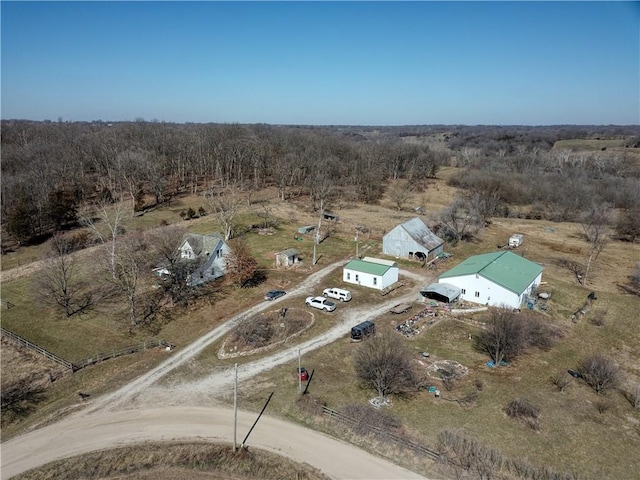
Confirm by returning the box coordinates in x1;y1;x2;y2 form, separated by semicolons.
265;290;287;301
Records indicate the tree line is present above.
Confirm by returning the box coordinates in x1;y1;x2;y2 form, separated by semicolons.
5;120;637;247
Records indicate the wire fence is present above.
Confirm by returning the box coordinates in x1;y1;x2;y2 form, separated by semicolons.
321;406;441;462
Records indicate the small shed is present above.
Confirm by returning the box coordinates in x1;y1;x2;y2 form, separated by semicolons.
298;225;315;235
343;257;399;290
420;283;461;303
275;248;300;268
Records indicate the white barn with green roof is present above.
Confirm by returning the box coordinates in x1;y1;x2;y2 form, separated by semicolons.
438;251;543;309
343;257;399;290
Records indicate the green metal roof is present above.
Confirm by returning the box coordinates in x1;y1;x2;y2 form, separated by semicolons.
344;259;393;276
439;251;543;295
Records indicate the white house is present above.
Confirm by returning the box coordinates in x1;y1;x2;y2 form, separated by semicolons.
343;257;399;290
179;233;231;286
438;251;543;309
383;217;444;262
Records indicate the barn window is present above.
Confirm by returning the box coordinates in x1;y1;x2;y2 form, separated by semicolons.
373;277;377;286
346;272;351;281
475;291;480;298
461;288;466;294
355;274;359;282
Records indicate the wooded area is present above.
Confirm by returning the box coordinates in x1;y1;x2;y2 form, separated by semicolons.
2;120;639;247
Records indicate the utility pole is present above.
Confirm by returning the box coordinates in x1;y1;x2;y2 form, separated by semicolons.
233;363;237;452
298;348;302;394
355;227;359;258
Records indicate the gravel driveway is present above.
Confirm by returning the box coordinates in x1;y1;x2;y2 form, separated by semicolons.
1;260;435;480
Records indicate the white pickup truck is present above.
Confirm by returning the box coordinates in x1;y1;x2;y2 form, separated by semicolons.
305;296;336;312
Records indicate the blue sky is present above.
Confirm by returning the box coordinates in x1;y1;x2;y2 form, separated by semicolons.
1;1;638;125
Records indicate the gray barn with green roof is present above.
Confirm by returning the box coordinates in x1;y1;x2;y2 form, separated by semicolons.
343;257;399;290
438;251;543;309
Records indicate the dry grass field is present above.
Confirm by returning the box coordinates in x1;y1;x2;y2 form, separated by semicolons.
2;165;640;478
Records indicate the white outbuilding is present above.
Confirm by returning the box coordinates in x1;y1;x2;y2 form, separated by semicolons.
343;257;399;290
438;251;543;309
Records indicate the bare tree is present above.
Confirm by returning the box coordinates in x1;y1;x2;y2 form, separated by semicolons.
475;308;554;366
469;189;503;226
556;258;586;285
353;333;418;400
580;203;612;286
204;185;242;241
438;197;481;244
387;182;411;211
308;172;334;265
577;354;620;395
80;201;128;279
36;234;95;316
108;231;155;327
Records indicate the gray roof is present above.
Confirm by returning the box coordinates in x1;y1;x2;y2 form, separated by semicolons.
183;233;224;256
421;282;461;301
399;217;443;250
278;248;300;257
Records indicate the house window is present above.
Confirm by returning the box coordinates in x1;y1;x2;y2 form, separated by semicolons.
475;291;480;298
355;274;359;282
461;288;466;294
347;272;351;281
373;277;377;286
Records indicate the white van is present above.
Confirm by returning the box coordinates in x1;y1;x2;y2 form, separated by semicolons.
323;287;352;302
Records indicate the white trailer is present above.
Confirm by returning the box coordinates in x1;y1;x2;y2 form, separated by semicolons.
509;234;524;248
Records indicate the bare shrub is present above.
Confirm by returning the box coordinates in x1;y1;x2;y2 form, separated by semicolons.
234;316;274;348
342;404;401;436
595;401;611;414
437;429;503;479
589;308;607;327
551;371;572;392
295;395;326;417
577;354;620;394
438;363;458;391
505;398;540;430
474;378;484;391
623;384;640;409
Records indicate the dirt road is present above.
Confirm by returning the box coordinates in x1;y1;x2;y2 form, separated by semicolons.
0;406;425;480
1;260;434;479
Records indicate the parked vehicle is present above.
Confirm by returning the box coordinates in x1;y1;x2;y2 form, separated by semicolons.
305;296;336;312
264;290;286;301
323;287;352;302
509;234;524;248
350;320;375;341
297;367;309;381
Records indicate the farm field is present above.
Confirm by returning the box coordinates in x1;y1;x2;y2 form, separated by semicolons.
2;163;640;479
